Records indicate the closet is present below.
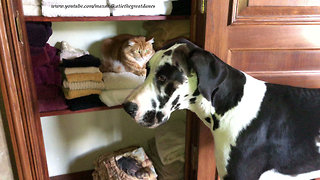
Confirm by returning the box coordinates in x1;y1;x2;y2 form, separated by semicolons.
4;0;320;179
0;0;207;179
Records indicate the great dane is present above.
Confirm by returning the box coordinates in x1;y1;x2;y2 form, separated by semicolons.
123;39;320;180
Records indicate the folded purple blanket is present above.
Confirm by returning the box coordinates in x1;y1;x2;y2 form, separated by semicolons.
29;46;50;67
30;44;61;86
26;22;52;47
62;55;101;67
36;85;68;112
29;43;67;112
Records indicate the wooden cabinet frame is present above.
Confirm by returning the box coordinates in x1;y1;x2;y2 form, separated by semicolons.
0;0;204;179
0;0;48;179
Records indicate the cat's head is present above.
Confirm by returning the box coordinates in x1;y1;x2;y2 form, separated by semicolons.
125;37;155;68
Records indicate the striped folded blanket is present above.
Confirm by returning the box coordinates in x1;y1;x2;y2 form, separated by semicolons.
65;72;103;82
64;67;100;75
63;88;101;99
63;80;105;90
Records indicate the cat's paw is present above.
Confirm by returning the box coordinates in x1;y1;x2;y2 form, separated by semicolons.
136;69;146;76
112;61;126;73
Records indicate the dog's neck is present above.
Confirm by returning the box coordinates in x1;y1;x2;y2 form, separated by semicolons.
186;71;267;178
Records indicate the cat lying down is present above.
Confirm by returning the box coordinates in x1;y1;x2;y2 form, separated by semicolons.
100;34;155;76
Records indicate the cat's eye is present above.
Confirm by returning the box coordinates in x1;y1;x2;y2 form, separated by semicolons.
145;50;149;53
157;75;167;82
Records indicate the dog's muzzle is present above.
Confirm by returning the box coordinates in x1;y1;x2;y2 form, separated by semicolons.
123;101;138;118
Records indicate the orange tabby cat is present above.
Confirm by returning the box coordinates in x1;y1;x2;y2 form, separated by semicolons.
100;34;155;76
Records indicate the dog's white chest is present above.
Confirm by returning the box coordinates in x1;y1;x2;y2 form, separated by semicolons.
212;74;267;178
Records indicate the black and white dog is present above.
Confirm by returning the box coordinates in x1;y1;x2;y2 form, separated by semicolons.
123;39;320;180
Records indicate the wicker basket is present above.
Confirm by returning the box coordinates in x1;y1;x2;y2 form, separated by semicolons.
93;147;157;180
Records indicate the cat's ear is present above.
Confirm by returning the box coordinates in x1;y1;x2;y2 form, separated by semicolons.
128;40;136;46
147;38;154;44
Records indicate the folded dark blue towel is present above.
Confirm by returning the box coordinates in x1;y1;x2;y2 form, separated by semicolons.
66;94;105;111
62;55;101;67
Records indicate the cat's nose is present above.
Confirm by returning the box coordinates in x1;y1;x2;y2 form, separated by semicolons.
123;101;138;118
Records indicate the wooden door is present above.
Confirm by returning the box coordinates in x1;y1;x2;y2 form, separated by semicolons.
197;0;320;179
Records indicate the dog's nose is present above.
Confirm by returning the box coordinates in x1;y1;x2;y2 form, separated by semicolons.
123;101;138;118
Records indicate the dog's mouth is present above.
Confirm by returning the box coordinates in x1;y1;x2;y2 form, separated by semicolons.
137;110;168;128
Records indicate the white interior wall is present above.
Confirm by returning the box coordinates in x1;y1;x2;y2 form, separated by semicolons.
0;93;15;180
42;21;186;176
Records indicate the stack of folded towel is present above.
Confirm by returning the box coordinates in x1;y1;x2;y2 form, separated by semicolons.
144;119;186;180
62;54;106;111
26;22;68;112
41;0;110;17
99;72;145;107
109;0;174;16
23;0;42;16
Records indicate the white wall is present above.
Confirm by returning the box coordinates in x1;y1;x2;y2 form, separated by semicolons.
47;21;147;58
0;93;15;180
42;21;186;176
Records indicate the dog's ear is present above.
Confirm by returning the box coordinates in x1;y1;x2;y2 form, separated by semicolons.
171;41;200;76
171;44;192;76
188;49;227;102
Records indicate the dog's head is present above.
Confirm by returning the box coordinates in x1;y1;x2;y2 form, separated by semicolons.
123;39;228;128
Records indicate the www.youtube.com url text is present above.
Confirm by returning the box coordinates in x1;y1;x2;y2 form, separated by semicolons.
50;4;156;10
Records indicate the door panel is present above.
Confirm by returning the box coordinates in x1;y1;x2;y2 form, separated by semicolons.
234;0;320;24
249;0;320;6
198;0;320;179
229;50;320;72
206;0;320;88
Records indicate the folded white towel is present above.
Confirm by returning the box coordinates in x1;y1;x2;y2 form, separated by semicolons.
23;5;41;16
109;0;173;16
103;72;145;90
63;80;105;90
59;41;89;61
64;67;100;75
42;0;110;17
42;0;107;6
23;0;40;5
99;89;134;107
155;118;186;165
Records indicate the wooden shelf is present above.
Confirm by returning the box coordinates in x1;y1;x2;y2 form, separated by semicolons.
50;169;94;180
40;105;122;117
24;15;190;22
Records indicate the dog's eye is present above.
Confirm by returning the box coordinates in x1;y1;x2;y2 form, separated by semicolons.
158;75;167;82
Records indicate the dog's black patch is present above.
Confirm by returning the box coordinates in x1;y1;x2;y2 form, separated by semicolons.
188;49;246;116
155;63;185;92
164;50;172;56
174;103;180;110
158;95;169;109
142;110;156;125
165;82;175;96
123;102;138;118
205;117;211;124
156;111;165;123
184;94;188;98
210;67;246;116
224;84;320;179
212;114;219;130
171;96;180;110
151;99;157;108
172;95;180;107
192;88;200;96
146;62;150;77
190;97;197;104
